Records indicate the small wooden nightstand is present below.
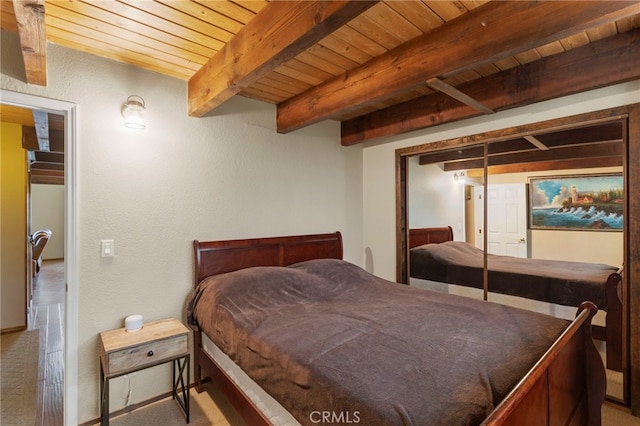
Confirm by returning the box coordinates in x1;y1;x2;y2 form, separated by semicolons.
99;318;190;425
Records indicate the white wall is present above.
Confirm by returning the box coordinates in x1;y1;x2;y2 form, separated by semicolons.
31;184;65;259
408;159;465;239
1;30;363;423
362;79;640;281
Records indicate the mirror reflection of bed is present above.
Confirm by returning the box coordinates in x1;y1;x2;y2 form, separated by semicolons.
405;120;625;402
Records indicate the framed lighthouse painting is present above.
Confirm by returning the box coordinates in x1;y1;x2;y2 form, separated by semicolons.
529;173;623;231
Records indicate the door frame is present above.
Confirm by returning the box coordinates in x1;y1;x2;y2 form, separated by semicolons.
1;89;79;425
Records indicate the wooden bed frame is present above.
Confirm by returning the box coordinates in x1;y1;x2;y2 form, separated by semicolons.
408;226;623;373
192;231;605;425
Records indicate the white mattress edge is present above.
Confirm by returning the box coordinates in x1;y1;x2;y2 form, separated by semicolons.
201;333;302;426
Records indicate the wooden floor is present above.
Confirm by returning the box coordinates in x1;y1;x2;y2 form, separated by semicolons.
29;259;65;426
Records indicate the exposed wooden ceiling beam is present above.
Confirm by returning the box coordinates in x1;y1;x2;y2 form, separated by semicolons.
30;168;64;185
32;109;49;151
1;0;18;32
426;78;494;115
22;126;63;153
278;1;640;134
31;162;64;171
32;151;64;165
0;104;34;126
31;177;64;185
12;0;47;86
342;26;640;145
188;1;378;117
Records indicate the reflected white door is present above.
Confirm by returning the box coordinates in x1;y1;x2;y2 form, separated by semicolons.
474;184;528;257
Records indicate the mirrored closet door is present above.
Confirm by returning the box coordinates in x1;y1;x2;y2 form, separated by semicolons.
396;105;639;405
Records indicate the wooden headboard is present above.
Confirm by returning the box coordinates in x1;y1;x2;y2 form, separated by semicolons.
193;232;343;286
408;226;453;249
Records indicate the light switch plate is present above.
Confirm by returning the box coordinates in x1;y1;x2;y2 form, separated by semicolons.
101;240;115;257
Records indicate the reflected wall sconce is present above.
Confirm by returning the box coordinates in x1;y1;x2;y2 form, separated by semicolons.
453;171;467;184
121;95;146;129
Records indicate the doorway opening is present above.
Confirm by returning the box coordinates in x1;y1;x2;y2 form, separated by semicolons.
1;89;79;425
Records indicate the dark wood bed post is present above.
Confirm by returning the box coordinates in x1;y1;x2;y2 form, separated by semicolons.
580;302;607;425
605;271;623;372
396;150;408;284
576;302;607;426
192;240;203;393
193;329;202;392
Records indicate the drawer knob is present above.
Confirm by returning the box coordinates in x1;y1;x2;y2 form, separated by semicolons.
147;350;154;357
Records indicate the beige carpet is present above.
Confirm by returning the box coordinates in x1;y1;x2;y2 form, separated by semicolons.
106;382;640;426
603;402;640;425
1;329;40;426
108;382;246;426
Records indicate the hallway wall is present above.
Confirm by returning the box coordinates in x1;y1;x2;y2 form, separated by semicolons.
31;184;65;260
1;122;27;330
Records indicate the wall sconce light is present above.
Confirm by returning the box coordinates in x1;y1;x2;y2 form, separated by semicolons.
454;171;467;184
121;95;146;129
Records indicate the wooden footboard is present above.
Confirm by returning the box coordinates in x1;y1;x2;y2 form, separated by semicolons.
483;302;605;425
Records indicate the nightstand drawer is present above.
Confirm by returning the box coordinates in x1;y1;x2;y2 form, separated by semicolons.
106;334;188;376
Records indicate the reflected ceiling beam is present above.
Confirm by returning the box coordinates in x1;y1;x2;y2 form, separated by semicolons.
32;151;64;166
342;27;640;145
419;146;484;165
12;0;47;86
524;135;549;151
533;123;623;149
32;109;49;151
419;122;625;166
426;78;494;115
30;168;64;185
188;1;378;117
485;157;623;175
443;142;623;171
22;126;64;152
280;0;640;135
28;149;65;186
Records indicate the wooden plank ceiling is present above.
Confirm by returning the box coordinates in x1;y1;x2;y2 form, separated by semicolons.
2;0;640;158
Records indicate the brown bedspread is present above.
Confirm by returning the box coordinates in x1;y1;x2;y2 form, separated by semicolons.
189;259;569;426
410;241;618;310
